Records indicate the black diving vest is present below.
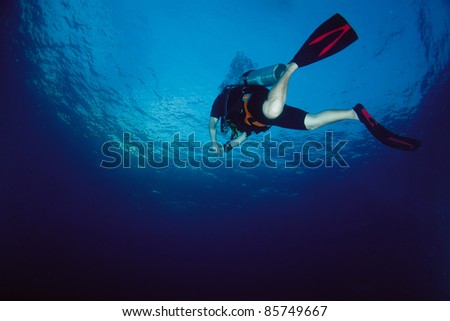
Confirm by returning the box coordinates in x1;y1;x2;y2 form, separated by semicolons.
221;85;271;136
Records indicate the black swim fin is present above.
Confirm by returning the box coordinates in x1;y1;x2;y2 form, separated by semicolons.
353;104;421;151
291;14;358;67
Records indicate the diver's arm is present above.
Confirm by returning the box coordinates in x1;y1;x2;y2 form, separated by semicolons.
209;116;219;143
209;117;221;152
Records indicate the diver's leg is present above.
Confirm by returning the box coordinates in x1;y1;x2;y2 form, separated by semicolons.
304;109;358;130
262;62;299;119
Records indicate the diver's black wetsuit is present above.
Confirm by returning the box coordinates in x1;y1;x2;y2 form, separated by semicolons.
210;85;308;136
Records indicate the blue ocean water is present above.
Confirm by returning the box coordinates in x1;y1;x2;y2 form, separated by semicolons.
1;0;450;300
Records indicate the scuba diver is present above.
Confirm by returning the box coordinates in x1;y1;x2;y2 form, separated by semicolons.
209;14;421;154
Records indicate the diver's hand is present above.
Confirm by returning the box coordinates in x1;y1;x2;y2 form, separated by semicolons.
223;133;247;153
208;143;223;155
223;141;234;153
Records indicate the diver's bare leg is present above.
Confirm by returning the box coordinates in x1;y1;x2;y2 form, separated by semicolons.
304;109;358;130
262;62;299;119
263;62;358;128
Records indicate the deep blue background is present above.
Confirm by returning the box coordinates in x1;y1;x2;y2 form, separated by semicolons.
1;1;450;300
